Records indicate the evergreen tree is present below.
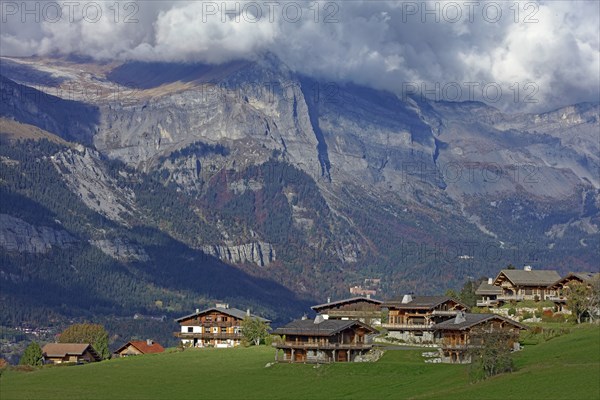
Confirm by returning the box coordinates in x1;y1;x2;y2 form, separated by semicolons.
19;342;43;367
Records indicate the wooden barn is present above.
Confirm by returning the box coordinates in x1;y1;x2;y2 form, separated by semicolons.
311;296;383;326
42;343;101;364
114;339;164;357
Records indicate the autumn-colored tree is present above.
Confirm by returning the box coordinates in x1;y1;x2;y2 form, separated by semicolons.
59;324;110;359
468;327;516;381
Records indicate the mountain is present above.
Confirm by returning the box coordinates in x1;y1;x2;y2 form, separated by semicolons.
0;55;598;343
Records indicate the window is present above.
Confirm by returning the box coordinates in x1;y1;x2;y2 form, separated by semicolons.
187;327;193;333
222;317;228;322
213;327;218;333
221;327;227;333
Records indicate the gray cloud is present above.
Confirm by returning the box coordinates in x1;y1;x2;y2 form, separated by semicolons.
1;1;598;111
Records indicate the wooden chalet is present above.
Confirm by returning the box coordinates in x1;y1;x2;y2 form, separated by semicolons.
41;343;101;364
382;295;468;344
492;267;560;302
174;303;270;348
311;296;383;326
435;312;527;364
272;316;377;363
475;278;503;307
548;272;599;312
114;339;164;357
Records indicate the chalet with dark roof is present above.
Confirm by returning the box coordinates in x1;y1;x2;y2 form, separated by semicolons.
475;278;503;307
42;343;101;364
493;266;561;301
114;339;164;357
174;303;270;348
435;312;527;364
272;316;377;363
382;295;468;344
311;296;383;326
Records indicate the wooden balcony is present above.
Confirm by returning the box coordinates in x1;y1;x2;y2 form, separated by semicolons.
174;332;242;340
431;310;460;316
273;342;373;350
497;294;524;301
381;323;434;330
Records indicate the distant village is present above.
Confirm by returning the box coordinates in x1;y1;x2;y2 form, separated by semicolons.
13;266;600;367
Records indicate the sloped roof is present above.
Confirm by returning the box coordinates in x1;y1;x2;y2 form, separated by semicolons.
383;296;466;309
495;269;560;286
273;319;377;337
42;343;101;360
551;272;599;288
114;340;164;355
175;307;270;323
475;281;503;295
311;296;382;312
435;313;527;331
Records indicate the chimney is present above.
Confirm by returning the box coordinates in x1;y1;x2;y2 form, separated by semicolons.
488;277;493;285
524;265;532;271
454;311;466;324
401;294;412;304
301;313;308;320
246;308;251;317
327;297;331;303
146;339;153;346
366;294;371;299
314;314;325;324
195;308;200;314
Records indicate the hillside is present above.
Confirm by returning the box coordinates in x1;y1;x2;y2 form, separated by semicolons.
1;55;599;343
1;325;598;399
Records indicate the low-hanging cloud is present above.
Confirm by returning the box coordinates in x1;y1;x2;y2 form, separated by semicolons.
1;0;598;112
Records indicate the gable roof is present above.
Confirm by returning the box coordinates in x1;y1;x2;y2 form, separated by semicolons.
273;319;377;337
475;281;503;296
311;296;382;312
42;343;101;361
114;340;164;355
435;313;528;331
494;269;560;286
383;296;467;310
175;306;270;323
551;272;599;288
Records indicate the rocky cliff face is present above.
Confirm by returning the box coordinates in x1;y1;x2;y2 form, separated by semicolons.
0;214;77;253
1;55;598;300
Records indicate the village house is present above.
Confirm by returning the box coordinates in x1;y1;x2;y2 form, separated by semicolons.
311;296;383;326
272;316;377;363
548;272;599;312
435;312;527;364
382;295;468;344
492;266;561;302
41;343;101;364
174;303;270;348
475;278;503;307
114;339;164;357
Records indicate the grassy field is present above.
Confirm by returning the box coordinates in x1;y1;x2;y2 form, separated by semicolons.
1;325;598;400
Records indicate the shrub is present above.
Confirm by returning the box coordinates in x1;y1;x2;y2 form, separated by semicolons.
508;307;517;316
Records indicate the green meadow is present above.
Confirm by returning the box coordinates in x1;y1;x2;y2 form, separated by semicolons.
1;325;598;400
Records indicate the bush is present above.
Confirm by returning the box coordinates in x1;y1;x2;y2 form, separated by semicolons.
508;307;517;316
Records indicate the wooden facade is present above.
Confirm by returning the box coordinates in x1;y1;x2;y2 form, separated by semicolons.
273;318;377;363
174;304;269;348
435;313;527;364
42;343;101;364
311;297;383;326
492;268;561;302
382;296;468;344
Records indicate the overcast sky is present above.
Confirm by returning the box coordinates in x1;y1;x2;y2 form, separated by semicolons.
1;1;598;112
